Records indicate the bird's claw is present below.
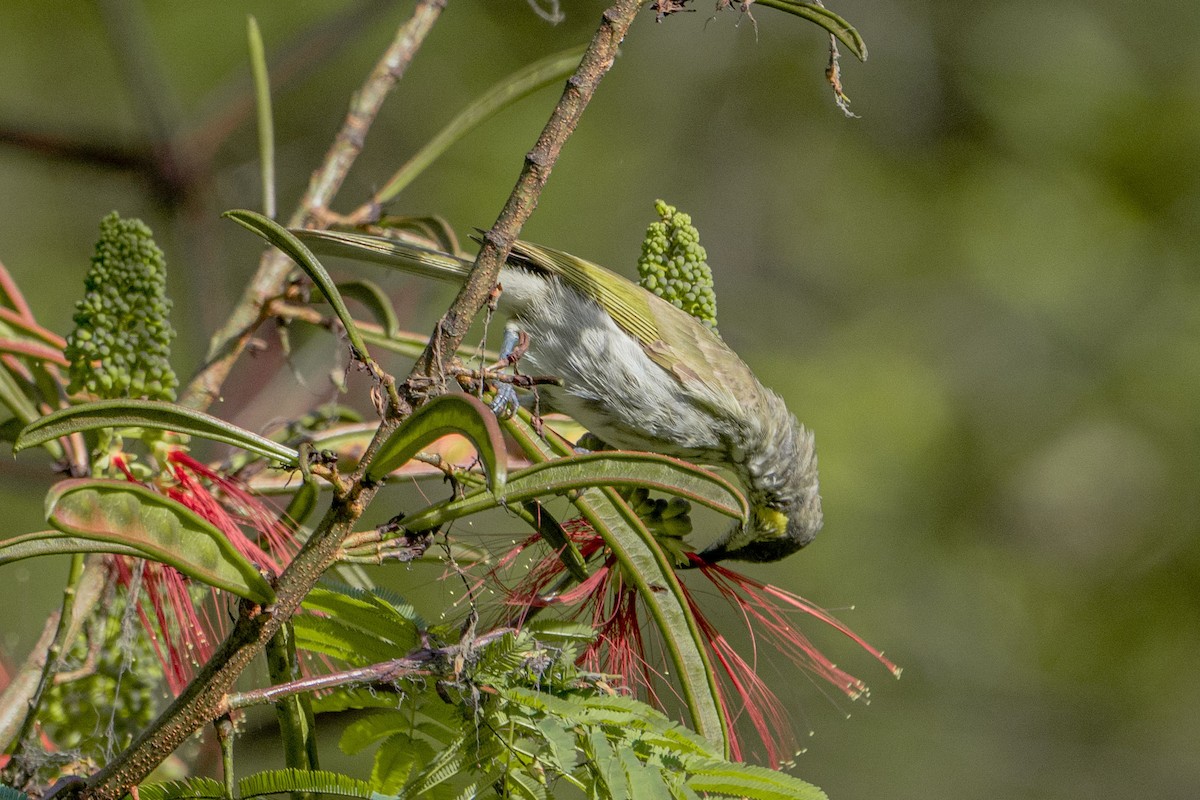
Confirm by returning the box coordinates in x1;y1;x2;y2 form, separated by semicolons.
490;383;520;419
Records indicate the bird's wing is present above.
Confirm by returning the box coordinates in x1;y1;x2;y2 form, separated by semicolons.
509;240;662;347
510;240;760;415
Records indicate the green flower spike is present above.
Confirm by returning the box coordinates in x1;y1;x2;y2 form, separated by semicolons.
637;199;719;333
64;212;178;401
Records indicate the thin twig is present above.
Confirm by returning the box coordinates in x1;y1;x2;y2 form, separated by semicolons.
71;4;644;798
181;1;447;413
403;0;642;402
73;7;449;799
223;629;515;711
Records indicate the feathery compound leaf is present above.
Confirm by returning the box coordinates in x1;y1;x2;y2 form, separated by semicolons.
45;479;276;604
133;778;226;800
237;769;385;800
223;209;376;366
14;398;300;466
367;393;506;494
292;614;400;665
371;733;423;794
295;586;423;664
685;759;828;800
340;710;422;756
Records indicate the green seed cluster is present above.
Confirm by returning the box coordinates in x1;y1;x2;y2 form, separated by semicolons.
41;599;160;756
64;212;178;400
637;199;719;333
624;486;693;539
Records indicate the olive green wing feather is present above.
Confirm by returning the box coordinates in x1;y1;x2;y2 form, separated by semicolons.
510;241;761;413
509;241;662;347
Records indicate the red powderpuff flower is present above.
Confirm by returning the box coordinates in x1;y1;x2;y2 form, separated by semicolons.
109;450;299;693
491;519;899;769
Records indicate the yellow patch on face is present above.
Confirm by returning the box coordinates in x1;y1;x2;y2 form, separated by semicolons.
753;506;788;538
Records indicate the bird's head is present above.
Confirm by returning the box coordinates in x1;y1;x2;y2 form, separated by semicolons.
698;404;822;564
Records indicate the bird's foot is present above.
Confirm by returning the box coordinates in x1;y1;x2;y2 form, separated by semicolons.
490;382;520;418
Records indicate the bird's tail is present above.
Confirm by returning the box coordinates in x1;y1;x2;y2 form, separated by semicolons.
293;228;471;284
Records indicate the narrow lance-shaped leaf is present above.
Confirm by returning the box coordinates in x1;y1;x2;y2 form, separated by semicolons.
45;479;276;604
246;15;276;219
501;406;595;581
574;484;730;756
0;529;146;567
282;477;319;532
502;411;729;756
14;398;300;466
400;451;747;533
375;215;460;255
754;0;868;61
331;279;399;338
518;499;590;583
375;45;588;204
366;394;506;496
0;365;63;459
223;209;376;367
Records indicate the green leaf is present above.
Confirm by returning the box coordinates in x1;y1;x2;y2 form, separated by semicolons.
304;585;423;641
0;362;63;459
519;499;590;582
0;529;146;566
685;759;828;800
572;488;729;756
223;209;376;367
340;710;419;755
753;0;868;61
333;279;400;337
295;585;421;664
237;769;388;800
371;733;422;794
367;393;506;496
311;687;404;715
375;45;587;203
293;614;411;665
0;786;34;800
133;778;226;800
45;479;276;604
282;477;319;532
535;716;579;774
375;215;461;255
14;398;300;466
622;747;673;800
246;15;276;219
499;412;729;754
400;450;746;532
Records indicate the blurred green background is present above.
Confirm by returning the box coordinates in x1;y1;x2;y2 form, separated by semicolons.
2;2;1198;798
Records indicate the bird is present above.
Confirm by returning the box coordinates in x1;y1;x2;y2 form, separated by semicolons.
293;228;821;564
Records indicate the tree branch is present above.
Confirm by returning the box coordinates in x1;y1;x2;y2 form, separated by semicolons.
403;0;643;400
181;0;447;413
71;4;648;798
